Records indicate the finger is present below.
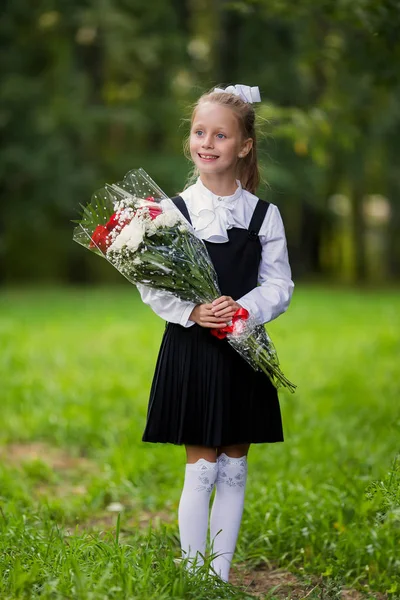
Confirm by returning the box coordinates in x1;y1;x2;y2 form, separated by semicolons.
212;303;233;315
211;300;229;313
211;296;230;307
201;321;228;328
213;308;235;318
200;311;221;321
200;315;226;327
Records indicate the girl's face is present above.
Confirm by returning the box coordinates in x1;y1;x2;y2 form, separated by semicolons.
190;102;252;179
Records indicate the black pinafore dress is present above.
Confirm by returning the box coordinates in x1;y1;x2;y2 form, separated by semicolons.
142;196;284;447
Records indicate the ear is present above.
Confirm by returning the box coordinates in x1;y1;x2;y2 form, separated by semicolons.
238;138;253;158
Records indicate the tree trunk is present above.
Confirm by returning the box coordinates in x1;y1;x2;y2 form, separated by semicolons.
351;179;367;282
387;190;400;280
298;200;326;276
214;0;242;83
385;133;400;280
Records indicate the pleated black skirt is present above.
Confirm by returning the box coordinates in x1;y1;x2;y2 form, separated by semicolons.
142;322;284;447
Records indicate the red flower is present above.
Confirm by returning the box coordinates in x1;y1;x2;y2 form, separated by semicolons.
90;196;161;253
130;196;162;220
89;225;110;253
105;213;121;232
148;205;162;219
143;196;162;220
107;212;130;231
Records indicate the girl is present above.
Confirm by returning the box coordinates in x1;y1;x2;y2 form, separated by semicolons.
137;84;294;582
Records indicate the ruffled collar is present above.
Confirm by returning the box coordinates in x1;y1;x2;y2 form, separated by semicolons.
188;177;243;243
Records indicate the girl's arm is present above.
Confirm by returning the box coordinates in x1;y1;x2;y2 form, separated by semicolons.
237;204;294;325
136;283;197;327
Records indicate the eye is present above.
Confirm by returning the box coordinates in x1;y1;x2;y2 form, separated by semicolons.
216;133;226;139
194;130;203;136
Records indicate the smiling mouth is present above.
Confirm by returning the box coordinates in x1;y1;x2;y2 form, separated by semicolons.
198;153;219;160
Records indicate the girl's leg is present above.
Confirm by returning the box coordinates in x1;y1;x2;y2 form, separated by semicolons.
178;445;218;569
210;443;250;582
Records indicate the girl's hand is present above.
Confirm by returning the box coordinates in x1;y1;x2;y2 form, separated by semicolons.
189;303;229;328
211;296;242;321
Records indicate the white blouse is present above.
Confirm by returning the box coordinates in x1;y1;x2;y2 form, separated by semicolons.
136;177;294;327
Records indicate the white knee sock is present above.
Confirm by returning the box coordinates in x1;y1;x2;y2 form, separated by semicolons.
209;453;248;582
178;458;218;569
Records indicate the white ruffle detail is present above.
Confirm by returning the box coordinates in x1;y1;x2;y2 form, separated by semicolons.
188;178;243;243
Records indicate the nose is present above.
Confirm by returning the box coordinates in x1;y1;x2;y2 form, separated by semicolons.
201;134;214;149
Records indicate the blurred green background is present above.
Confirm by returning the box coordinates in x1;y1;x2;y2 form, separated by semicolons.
2;3;400;597
2;0;400;286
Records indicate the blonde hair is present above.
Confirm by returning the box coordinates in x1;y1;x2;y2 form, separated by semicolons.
183;87;260;194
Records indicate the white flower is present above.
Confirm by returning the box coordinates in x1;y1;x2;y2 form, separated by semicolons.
145;220;158;237
106;502;124;512
107;216;145;254
152;210;180;228
117;207;134;221
113;198;134;211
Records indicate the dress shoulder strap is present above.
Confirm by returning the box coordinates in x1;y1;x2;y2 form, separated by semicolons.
248;199;270;239
170;195;192;225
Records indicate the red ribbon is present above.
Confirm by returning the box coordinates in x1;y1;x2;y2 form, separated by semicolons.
210;307;249;340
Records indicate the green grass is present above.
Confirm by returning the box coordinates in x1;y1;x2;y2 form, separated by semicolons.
1;285;399;599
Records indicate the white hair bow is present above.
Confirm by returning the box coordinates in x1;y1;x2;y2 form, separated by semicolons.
213;84;261;104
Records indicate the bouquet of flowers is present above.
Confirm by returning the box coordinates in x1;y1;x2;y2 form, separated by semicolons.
72;168;295;392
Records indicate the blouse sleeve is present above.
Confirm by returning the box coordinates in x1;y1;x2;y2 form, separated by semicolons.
236;204;294;325
136;283;197;328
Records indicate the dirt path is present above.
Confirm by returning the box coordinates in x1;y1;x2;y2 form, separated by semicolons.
229;564;380;599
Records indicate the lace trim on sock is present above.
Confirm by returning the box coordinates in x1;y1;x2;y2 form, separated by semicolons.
218;453;247;468
186;458;218;470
